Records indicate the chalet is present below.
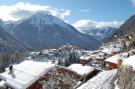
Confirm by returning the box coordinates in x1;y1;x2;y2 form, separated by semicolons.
79;56;92;65
68;64;94;76
0;60;55;89
0;60;83;89
68;64;100;82
110;46;122;55
104;53;129;70
89;51;106;69
102;44;123;56
105;54;120;70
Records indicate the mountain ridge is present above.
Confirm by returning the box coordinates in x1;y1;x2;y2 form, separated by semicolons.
11;12;99;50
0;26;28;53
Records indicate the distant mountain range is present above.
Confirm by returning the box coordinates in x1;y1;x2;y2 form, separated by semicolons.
112;15;135;40
0;12;100;50
75;26;118;41
1;12;134;51
102;15;135;44
73;19;122;41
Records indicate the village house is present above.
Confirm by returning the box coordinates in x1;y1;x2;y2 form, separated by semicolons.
79;56;92;65
88;51;107;69
105;54;121;70
104;53;129;70
0;60;55;89
68;64;100;82
111;47;122;55
0;60;96;89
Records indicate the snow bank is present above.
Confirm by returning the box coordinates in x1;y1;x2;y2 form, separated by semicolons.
123;55;135;69
118;56;135;89
77;69;117;89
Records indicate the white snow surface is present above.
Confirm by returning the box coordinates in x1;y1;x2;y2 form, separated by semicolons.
68;64;94;76
114;79;120;89
102;48;110;54
105;53;128;64
77;69;117;89
105;54;122;64
111;47;121;52
29;12;72;32
80;56;91;60
0;80;5;87
0;60;54;89
123;55;135;69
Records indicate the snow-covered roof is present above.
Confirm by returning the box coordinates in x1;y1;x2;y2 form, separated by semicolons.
68;64;94;76
111;47;121;52
123;55;135;69
79;56;91;60
105;53;128;64
0;81;5;87
116;43;123;48
105;54;122;64
0;60;54;89
77;69;117;89
90;54;104;60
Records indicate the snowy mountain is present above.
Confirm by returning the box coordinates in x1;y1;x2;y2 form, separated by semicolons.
75;26;118;41
0;26;27;53
0;19;16;34
73;20;122;41
12;12;99;50
119;15;135;35
106;14;135;42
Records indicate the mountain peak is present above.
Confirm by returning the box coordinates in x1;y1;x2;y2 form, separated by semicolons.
29;12;67;27
32;11;52;18
12;11;99;50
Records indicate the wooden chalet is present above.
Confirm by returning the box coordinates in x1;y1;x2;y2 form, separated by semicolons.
0;60;82;89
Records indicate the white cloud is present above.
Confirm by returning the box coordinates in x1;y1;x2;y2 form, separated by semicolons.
131;0;135;6
60;9;71;19
0;2;71;21
64;20;69;23
79;9;91;12
73;19;123;29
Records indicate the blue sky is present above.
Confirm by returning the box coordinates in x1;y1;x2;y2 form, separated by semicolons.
0;0;134;24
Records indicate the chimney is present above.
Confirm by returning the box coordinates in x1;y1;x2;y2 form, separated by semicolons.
9;65;13;74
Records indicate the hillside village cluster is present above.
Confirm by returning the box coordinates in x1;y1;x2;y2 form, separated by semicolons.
0;34;135;89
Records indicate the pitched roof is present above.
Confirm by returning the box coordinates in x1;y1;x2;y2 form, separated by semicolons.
105;53;128;64
0;60;54;89
105;54;121;64
68;64;94;75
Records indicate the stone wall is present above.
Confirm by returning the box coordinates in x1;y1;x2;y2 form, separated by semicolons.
118;64;135;89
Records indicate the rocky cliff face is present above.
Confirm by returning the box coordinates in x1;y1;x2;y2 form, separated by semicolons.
117;53;135;89
118;65;135;89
